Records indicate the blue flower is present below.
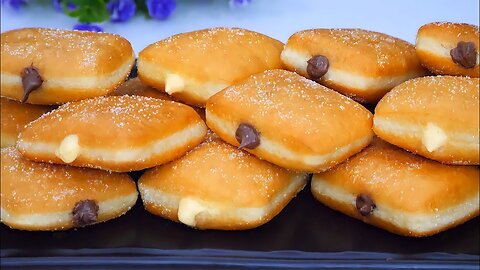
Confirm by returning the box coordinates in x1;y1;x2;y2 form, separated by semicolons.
229;0;251;8
146;0;176;20
52;0;77;12
73;23;104;32
107;0;136;22
1;0;28;10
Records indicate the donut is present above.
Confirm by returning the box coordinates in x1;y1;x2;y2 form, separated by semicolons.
138;134;308;230
17;95;207;172
206;69;374;172
138;27;284;107
112;77;206;121
1;97;51;147
1;28;135;104
110;77;174;100
416;22;479;77
1;147;138;231
281;28;426;103
311;139;479;237
373;76;479;165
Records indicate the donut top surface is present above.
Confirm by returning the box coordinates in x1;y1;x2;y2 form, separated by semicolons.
1;147;135;215
1;97;51;136
376;76;479;133
286;28;423;77
111;78;174;100
318;139;479;213
418;22;479;48
140;135;300;208
19;95;204;148
207;69;373;154
139;27;284;83
1;28;134;77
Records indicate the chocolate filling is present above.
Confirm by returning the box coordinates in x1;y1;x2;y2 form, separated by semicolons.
235;123;260;149
20;65;43;102
72;199;99;227
307;55;329;80
355;194;376;216
450;41;477;69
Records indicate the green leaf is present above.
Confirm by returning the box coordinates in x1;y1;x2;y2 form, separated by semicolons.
135;0;151;18
63;0;110;23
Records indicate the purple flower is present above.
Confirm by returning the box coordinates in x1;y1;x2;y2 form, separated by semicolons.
1;0;28;10
73;23;104;32
146;0;176;20
229;0;251;8
52;0;77;12
107;0;136;22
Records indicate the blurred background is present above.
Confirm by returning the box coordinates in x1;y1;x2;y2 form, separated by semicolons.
1;0;479;53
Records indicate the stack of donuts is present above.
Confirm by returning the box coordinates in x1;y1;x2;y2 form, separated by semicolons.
1;22;478;237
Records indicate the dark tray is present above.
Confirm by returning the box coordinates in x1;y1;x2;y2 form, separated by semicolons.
1;175;479;269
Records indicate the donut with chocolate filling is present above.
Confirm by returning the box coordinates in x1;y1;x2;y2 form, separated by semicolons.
0;147;138;231
311;139;479;237
416;22;479;77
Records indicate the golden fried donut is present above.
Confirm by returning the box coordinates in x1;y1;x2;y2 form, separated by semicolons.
416;22;479;77
138;27;284;107
373;76;479;165
311;139;479;237
1;28;135;104
281;28;426;103
1;147;138;231
17;96;207;172
1;97;51;147
138;134;308;230
206;69;374;172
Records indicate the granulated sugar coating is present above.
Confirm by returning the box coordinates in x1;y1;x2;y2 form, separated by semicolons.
377;76;479;115
1;147;134;214
139;27;284;82
140;137;300;207
287;28;421;76
20;95;203;148
1;28;133;76
208;69;373;154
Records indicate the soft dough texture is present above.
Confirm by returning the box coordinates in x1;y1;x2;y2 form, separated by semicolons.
1;147;138;231
1;97;51;147
281;28;426;103
138;134;308;230
138;27;284;107
1;28;135;104
416;22;479;77
17;95;207;172
373;76;479;165
311;139;479;237
206;69;374;172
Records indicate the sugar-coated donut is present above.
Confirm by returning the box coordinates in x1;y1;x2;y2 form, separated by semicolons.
1;97;51;147
138;134;308;230
416;22;479;77
138;27;284;107
312;139;479;237
206;69;374;172
17;96;207;172
1;147;138;231
1;28;135;104
281;28;426;103
373;76;479;165
110;77;174;100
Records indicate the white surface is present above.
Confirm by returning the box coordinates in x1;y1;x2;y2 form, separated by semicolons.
1;0;479;53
